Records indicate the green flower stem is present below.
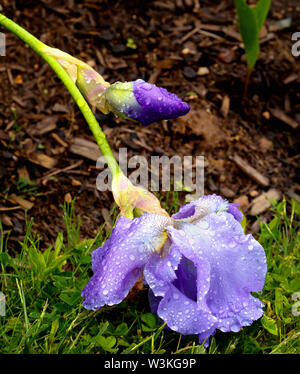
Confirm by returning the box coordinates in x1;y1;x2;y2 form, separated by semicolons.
0;13;122;177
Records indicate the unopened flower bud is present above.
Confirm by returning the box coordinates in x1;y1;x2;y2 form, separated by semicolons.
105;79;190;126
112;173;169;218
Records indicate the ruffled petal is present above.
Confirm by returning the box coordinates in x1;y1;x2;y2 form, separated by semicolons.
167;210;267;336
157;285;217;335
198;328;216;348
172;194;242;223
217;295;264;333
81;214;171;310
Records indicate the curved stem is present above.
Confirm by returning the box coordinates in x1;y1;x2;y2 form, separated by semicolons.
0;13;121;176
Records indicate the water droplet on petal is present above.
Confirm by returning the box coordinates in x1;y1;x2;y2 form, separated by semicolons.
141;82;152;91
230;323;240;332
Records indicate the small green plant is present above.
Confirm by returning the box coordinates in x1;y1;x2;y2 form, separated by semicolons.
15;177;38;197
234;0;271;97
126;38;137;49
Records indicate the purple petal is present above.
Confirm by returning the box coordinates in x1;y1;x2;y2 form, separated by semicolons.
198;328;216;348
171;201;197;220
227;203;243;222
144;238;182;297
172;256;198;302
166;227;212;312
157;284;217;335
133;79;190;126
166;211;266;336
172;194;243;223
217;295;264;333
91;216;132;272
148;289;162;315
81;214;171;310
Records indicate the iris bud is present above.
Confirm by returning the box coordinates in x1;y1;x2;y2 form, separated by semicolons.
112;173;169;218
105;79;190;125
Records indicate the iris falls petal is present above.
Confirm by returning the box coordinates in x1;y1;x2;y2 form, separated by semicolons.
81;214;171;310
157;284;217;335
149;195;267;343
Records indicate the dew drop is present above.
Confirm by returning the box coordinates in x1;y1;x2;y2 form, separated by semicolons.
230;323;240;332
76;98;85;108
197;220;209;229
141;82;152;91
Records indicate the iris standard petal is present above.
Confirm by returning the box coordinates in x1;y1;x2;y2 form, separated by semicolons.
171;200;197;220
172;194;242;223
227;202;243;222
81;214;171;310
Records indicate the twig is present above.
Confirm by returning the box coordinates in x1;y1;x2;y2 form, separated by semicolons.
41;160;83;184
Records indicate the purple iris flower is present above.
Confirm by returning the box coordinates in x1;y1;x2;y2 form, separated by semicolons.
105;79;190;125
81;195;267;345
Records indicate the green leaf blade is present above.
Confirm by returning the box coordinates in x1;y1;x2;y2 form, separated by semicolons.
253;0;272;31
234;0;260;69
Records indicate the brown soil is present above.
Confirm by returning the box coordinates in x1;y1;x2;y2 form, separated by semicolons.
0;0;299;250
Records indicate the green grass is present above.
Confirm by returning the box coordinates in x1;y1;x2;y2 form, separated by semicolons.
0;198;299;354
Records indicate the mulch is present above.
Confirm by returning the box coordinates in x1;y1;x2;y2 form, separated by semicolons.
0;0;299;251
